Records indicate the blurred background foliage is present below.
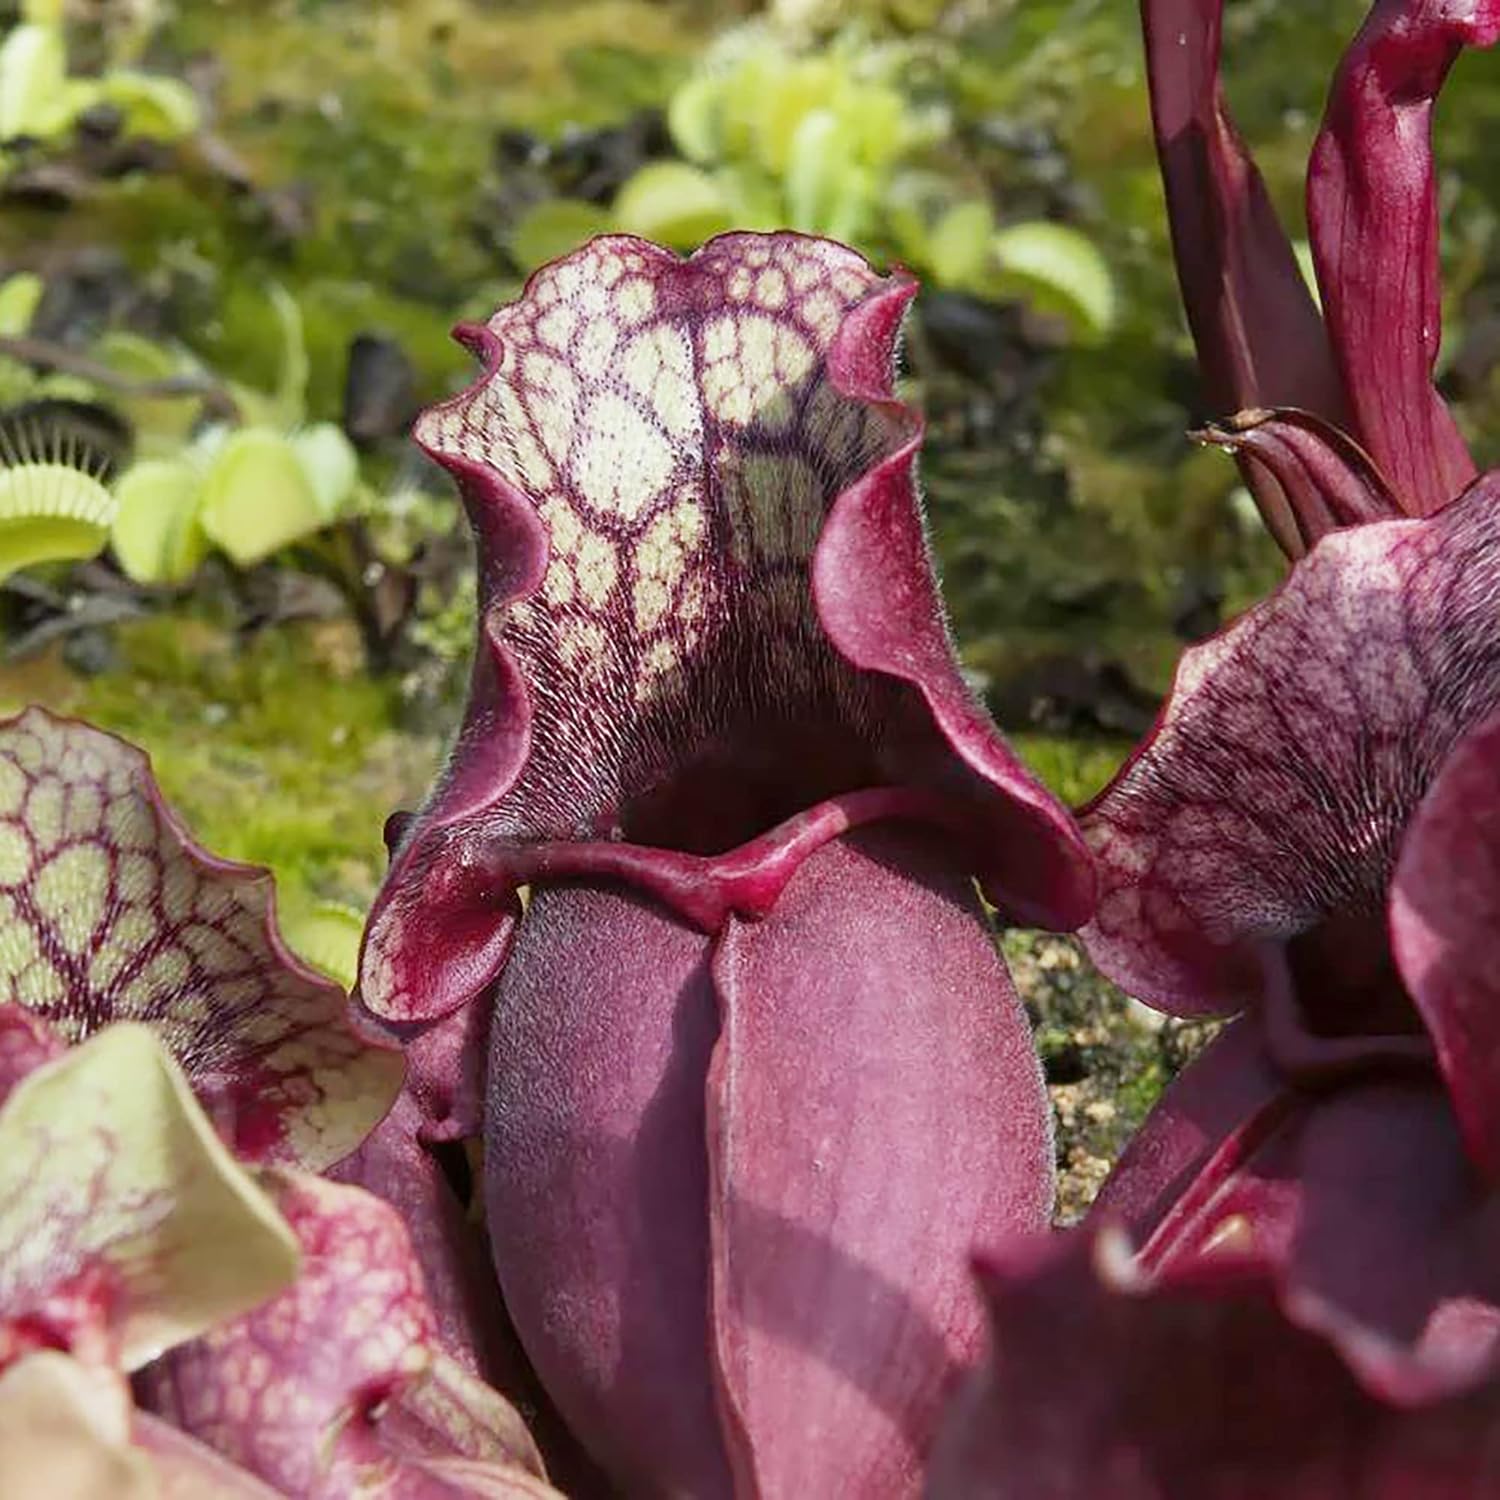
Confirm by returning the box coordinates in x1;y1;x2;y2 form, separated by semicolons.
6;0;1496;968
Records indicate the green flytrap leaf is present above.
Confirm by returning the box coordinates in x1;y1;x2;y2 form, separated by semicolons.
989;221;1117;340
85;70;199;140
197;424;357;568
110;457;207;585
280;902;366;992
0;445;117;582
613;161;736;248
0;274;42;339
0;23;70;140
510;199;617;273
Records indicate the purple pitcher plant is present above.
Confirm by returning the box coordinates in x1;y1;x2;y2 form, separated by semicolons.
0;708;560;1497
933;0;1500;1492
353;231;1095;1494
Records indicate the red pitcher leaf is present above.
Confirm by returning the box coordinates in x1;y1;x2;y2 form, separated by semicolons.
0;708;401;1169
1141;0;1347;556
1089;1019;1293;1248
329;1090;510;1380
361;230;1090;1024
0;1002;64;1104
0;1022;299;1373
0;1352;156;1498
928;1228;1500;1499
1392;707;1500;1182
1306;0;1495;515
1094;1014;1500;1391
1195;407;1403;553
483;880;733;1496
705;826;1053;1498
1082;473;1500;1016
143;1169;554;1499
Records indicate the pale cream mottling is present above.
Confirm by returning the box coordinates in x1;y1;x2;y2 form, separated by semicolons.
23;779;63;853
64;784;103;838
536;304;578;351
32;845;109;958
542;558;576;606
703;315;738;363
574;391;675;519
0;761;25;817
575;532;618;608
755;267;789;309
0;824;29;888
540;496;582;557
615;276;656;325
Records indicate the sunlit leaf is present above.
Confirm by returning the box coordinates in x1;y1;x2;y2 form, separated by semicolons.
0;1022;299;1370
0;458;116;582
0;273;42;338
279;901;365;991
510;199;617;273
91;331;205;457
928;199;998;290
989;220;1117;340
88;70;200;140
110;457;208;585
613;161;736;249
667;68;723;164
0;22;71;140
197;427;326;566
290;422;358;521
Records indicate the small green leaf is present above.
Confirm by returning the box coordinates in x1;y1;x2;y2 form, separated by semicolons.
928;199;998;290
198;427;328;567
88;70;200;141
613;161;735;250
989;220;1117;341
269;283;309;429
667;69;724;164
91;331;204;457
110;458;208;585
291;423;359;521
0;461;116;582
510;199;617;273
0;273;42;338
280;902;366;991
0;23;70;140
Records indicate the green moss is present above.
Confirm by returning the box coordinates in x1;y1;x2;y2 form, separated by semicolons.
0;612;440;928
1010;731;1128;808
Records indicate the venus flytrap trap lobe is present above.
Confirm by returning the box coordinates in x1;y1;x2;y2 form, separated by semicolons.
359;230;1093;1495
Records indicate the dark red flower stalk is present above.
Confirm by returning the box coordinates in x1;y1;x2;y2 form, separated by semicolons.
355;231;1094;1494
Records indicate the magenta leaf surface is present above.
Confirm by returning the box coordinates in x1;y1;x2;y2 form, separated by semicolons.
0;708;400;1168
706;826;1052;1496
1306;0;1494;514
1140;0;1346;555
141;1169;559;1499
928;1228;1500;1499
360;231;1090;1025
481;830;1054;1495
1392;706;1500;1182
1082;474;1500;1016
